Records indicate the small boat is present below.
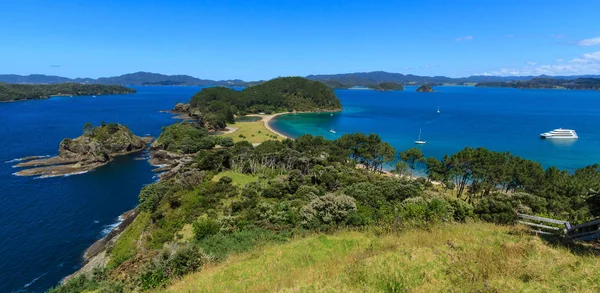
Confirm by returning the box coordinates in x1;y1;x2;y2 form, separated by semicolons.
329;128;336;134
437;106;440;114
414;129;426;144
540;128;578;139
330;113;333;116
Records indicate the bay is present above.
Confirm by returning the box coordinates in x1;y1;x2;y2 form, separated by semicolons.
271;86;600;171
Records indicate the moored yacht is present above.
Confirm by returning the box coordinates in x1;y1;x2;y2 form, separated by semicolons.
540;128;578;139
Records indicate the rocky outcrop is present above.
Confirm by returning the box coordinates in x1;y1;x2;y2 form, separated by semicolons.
416;85;434;92
14;123;152;177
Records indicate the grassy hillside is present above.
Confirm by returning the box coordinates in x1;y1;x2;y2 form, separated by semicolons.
165;223;600;293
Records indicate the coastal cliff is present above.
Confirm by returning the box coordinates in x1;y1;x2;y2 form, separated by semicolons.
14;122;152;177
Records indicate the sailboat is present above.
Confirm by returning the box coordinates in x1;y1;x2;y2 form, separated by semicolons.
436;106;440;114
414;129;426;144
329;127;336;134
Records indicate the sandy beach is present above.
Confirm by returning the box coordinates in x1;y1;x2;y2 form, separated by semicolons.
259;113;293;139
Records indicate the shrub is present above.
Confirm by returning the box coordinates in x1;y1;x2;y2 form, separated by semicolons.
218;176;233;185
399;197;453;226
219;137;234;147
138;182;172;213
293;185;322;201
301;194;357;228
474;194;517;224
447;198;475;222
197;137;216;150
193;218;220;240
139;243;207;290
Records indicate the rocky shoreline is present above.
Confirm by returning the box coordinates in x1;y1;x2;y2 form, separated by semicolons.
13;123;153;177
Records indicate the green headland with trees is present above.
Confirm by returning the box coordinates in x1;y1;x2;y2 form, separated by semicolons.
0;83;136;102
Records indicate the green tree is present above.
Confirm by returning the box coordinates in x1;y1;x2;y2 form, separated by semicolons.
399;148;424;177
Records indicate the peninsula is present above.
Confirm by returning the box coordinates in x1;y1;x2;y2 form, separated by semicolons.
175;77;342;130
0;83;136;102
14;122;152;177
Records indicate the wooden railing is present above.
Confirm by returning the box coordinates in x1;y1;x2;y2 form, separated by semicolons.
516;213;571;236
517;213;600;241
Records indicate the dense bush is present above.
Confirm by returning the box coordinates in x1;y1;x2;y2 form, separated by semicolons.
139;243;207;290
301;194;357;228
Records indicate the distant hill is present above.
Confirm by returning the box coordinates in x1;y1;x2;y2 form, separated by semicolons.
2;71;600;88
0;72;253;86
306;71;600;87
476;77;600;90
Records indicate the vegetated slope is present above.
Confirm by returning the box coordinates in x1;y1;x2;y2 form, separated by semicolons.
0;83;135;101
165;223;600;293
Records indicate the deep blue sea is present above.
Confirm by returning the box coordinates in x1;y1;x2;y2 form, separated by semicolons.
0;87;201;293
2;85;600;293
272;86;600;171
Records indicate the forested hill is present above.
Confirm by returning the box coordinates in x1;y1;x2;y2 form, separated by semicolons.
0;72;253;86
475;77;600;90
0;83;136;102
189;77;342;129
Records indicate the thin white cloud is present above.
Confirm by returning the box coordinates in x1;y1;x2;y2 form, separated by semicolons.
576;37;600;46
478;51;600;76
525;61;537;66
455;36;473;42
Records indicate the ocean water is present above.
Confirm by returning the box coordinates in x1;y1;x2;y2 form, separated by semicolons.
2;85;600;293
271;86;600;171
0;87;201;293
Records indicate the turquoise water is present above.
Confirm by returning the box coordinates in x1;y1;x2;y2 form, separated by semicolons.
0;87;201;293
271;86;600;171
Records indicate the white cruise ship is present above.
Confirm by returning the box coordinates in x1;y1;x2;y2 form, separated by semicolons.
540;128;578;139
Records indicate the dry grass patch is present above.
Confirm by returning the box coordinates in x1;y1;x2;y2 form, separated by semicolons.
163;223;600;293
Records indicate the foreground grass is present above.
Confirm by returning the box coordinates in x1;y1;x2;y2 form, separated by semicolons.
221;119;281;144
163;223;600;292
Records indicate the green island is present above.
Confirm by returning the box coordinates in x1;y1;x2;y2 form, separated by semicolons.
14;122;151;177
50;78;600;293
476;77;600;90
416;84;434;92
367;82;404;91
178;77;341;130
0;83;136;102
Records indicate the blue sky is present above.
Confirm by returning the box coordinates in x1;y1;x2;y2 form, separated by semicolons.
1;0;600;80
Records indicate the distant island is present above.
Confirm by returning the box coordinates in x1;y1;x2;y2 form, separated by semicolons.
475;77;600;90
13;122;152;177
416;85;434;92
175;77;342;130
0;83;135;102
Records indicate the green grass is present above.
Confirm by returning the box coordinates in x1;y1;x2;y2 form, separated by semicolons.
221;118;282;144
212;170;259;186
107;212;150;269
163;223;600;292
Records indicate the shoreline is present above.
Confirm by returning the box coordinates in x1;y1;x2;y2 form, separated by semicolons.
254;109;343;140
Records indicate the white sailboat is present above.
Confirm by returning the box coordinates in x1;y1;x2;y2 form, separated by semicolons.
414;129;426;144
436;106;440;114
329;127;336;134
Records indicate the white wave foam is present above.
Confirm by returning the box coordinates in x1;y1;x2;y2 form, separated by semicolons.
23;272;48;288
5;155;50;163
100;215;124;237
34;170;90;179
